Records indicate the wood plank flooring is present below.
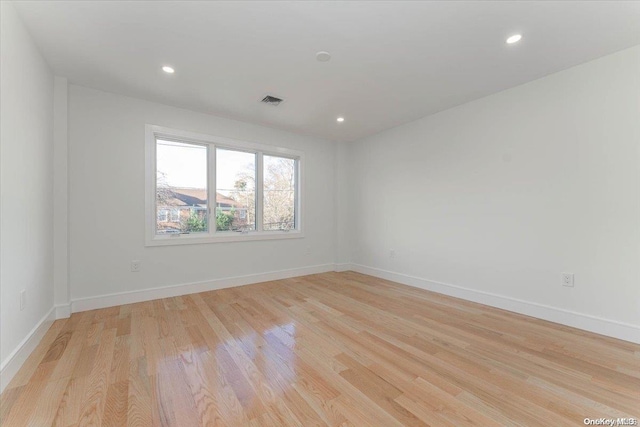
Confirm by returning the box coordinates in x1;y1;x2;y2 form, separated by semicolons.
1;271;639;426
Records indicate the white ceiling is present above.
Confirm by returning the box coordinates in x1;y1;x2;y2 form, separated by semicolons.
13;1;640;142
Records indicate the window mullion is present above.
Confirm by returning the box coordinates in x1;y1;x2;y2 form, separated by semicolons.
256;152;264;233
295;158;300;230
151;136;158;237
209;144;217;235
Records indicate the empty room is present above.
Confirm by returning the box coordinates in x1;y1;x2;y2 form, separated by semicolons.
1;1;639;426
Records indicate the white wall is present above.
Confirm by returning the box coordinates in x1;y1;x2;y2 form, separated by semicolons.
53;77;70;315
347;46;640;340
0;1;55;380
68;85;337;305
334;142;351;269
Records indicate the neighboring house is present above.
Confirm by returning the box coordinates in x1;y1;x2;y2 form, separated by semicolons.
157;187;248;233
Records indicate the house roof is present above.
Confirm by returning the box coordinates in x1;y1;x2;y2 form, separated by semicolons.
161;187;245;209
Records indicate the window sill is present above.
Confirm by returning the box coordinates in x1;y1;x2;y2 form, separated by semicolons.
145;230;304;247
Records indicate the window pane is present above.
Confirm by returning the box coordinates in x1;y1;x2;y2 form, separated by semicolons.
156;139;208;234
263;155;296;231
216;148;256;232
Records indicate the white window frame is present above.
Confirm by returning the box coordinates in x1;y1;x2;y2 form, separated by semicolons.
169;208;180;222
145;125;304;246
157;209;169;222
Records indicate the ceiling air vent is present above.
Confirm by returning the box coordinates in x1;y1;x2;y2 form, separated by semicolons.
260;95;284;106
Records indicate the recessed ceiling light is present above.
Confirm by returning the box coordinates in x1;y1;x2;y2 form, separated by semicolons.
506;34;522;44
316;51;331;62
337;117;345;123
162;66;175;74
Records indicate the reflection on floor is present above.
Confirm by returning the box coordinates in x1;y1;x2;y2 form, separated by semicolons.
1;271;639;426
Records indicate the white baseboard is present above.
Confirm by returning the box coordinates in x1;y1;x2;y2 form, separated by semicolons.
0;306;56;393
348;263;640;344
1;264;338;394
71;263;337;313
55;304;71;319
334;263;352;272
2;263;636;396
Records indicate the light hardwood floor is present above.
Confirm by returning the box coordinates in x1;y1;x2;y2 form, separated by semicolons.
1;271;638;426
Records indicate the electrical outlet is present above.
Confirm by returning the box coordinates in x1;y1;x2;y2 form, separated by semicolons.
561;273;574;287
305;246;311;255
131;260;141;272
20;290;26;311
390;249;396;259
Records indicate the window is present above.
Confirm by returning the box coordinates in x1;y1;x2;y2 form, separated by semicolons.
157;209;169;222
170;208;180;222
216;148;256;232
146;125;302;245
155;139;208;235
263;155;296;231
